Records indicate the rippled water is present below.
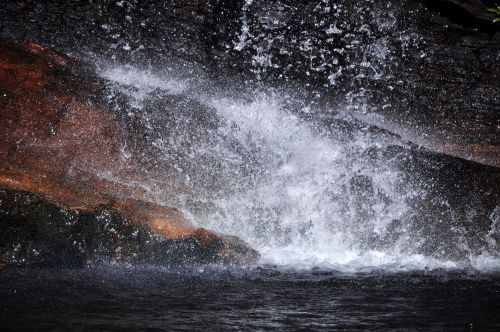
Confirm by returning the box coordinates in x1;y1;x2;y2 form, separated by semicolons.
1;267;499;331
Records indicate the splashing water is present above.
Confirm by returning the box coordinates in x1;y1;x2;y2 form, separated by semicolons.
205;95;415;267
89;0;498;275
99;64;499;272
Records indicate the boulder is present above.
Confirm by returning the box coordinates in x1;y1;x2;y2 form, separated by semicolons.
0;40;259;267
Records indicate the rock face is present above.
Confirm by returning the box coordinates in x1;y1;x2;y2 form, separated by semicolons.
0;40;259;267
0;0;496;167
423;0;497;24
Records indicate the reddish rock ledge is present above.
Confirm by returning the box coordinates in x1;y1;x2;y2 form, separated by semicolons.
0;40;259;267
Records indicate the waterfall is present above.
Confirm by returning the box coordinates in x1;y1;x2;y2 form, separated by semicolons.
99;64;499;272
89;0;499;272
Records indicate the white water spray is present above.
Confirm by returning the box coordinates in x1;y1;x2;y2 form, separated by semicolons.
99;65;499;272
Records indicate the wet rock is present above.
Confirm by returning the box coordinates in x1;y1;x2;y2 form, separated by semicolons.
343;143;499;258
0;40;259;267
421;0;497;26
0;187;259;267
0;0;493;168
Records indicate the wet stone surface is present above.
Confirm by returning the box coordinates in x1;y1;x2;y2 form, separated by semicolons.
0;0;498;166
0;187;258;267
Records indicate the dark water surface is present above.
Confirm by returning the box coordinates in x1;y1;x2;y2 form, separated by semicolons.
1;267;499;331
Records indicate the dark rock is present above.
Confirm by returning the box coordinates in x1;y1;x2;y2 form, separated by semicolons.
339;142;500;258
0;187;259;267
421;0;497;26
394;148;500;257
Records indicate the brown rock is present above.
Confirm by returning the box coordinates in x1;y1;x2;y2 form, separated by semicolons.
0;40;259;266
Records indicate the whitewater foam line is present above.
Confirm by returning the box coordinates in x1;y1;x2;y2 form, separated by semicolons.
258;248;500;273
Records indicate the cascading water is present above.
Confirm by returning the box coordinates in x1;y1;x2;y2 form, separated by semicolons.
99;64;499;272
2;1;500;330
81;0;498;272
202;93;421;270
